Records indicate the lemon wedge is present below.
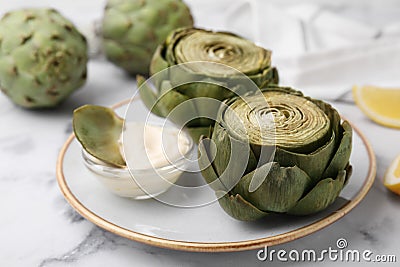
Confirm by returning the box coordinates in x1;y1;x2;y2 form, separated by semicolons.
384;155;400;195
352;85;400;128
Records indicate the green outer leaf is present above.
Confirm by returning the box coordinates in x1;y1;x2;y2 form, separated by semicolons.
312;99;341;146
216;191;268;221
187;126;212;142
288;170;346;215
190;95;224;128
210;123;233;177
260;85;304;96
344;164;353;186
174;81;235;100
232;162;312;213
155;84;196;123
137;75;163;117
73;105;125;167
198;137;227;191
271;90;344;183
198;138;217;184
164;27;188;65
150;45;169;76
249;67;279;87
322;121;353;178
211;123;258;178
210;124;250;191
274;135;336;185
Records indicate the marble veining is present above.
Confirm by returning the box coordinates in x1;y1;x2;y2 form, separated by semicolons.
0;135;35;155
38;227;116;267
63;206;85;224
64;123;73;135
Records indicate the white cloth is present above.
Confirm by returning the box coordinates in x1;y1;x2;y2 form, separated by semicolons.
219;0;400;99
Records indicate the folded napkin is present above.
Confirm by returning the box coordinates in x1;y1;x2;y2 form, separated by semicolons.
219;0;400;99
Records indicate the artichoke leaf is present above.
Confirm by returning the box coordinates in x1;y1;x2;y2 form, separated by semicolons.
73;105;125;167
175;81;233;100
275;134;335;185
155;82;197;125
138;75;197;122
261;85;303;96
211;123;257;188
250;67;279;87
288;170;347;216
232;162;312;213
137;75;164;117
187;126;213;143
190;95;224;129
150;45;169;76
198;136;226;191
312;99;341;145
322;121;353;179
344;163;353;186
216;191;268;221
274;96;343;183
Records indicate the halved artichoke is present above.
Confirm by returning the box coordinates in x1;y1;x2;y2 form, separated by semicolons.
139;28;279;140
199;87;353;221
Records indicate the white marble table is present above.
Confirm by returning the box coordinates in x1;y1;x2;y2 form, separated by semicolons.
1;0;400;266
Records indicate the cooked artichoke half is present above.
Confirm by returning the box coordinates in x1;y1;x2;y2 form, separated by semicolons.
139;28;279;140
199;87;353;221
73;105;125;167
151;28;277;82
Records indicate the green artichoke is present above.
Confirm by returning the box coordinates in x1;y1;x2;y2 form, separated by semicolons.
139;27;279;140
199;87;353;221
0;8;88;108
102;0;193;75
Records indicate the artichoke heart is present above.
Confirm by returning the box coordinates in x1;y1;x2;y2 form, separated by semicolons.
199;86;353;221
139;28;279;141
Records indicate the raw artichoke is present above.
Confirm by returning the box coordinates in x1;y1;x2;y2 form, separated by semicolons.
102;0;193;75
199;86;353;221
0;8;88;108
139;28;279;140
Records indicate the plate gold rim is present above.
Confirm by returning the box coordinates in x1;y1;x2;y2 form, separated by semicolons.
56;99;377;252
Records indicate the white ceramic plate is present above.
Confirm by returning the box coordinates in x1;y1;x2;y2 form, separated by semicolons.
57;98;376;252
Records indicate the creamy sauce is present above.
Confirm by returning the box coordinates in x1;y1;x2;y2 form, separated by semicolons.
122;122;191;170
85;122;192;199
